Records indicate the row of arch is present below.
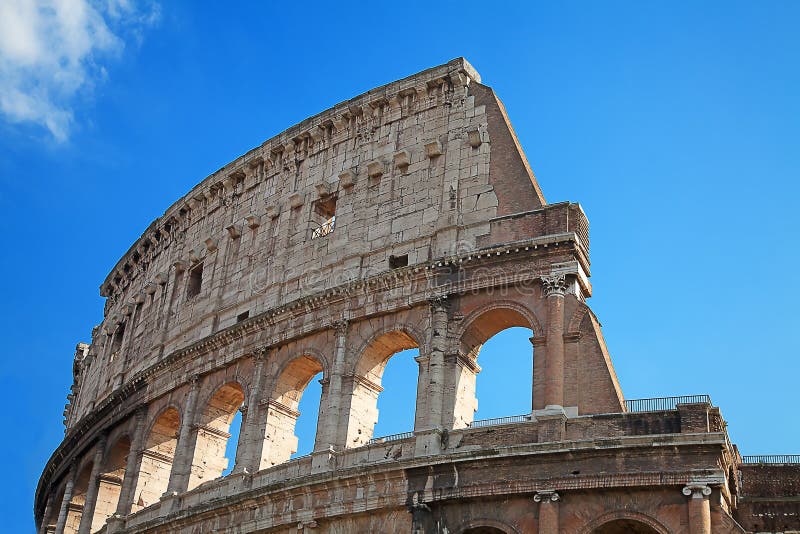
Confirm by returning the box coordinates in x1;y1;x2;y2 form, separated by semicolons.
460;515;667;534
42;300;551;533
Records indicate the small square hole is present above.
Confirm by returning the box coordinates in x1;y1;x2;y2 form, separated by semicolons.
389;254;408;269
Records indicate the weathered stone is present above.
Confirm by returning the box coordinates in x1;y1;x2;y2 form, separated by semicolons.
35;58;797;534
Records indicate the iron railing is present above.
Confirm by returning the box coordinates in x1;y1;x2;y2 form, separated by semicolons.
368;431;414;444
469;414;531;428
311;216;335;239
741;455;800;464
625;395;711;413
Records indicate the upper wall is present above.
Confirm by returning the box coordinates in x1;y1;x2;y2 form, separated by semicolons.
65;58;585;429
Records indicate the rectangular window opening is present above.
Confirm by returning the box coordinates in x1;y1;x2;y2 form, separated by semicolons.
237;311;250;323
311;195;336;240
187;263;203;298
111;322;125;357
389;254;409;269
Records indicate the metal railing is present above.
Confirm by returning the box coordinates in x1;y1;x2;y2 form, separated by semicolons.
741;455;800;464
311;216;335;239
469;414;531;429
368;431;414;444
625;395;711;413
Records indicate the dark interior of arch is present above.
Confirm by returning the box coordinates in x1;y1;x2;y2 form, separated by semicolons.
463;527;506;534
593;519;662;534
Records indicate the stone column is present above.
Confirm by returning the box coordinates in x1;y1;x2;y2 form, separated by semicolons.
426;297;448;430
413;352;430;430
166;375;201;495
114;407;148;516
683;484;712;534
324;321;348;450
530;336;547;412
77;434;108;534
541;274;567;409
53;465;76;534
534;490;560;534
39;492;56;534
235;350;268;473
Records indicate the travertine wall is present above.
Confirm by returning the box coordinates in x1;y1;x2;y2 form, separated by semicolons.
38;59;793;534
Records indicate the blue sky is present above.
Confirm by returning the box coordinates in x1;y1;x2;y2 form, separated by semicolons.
2;1;799;531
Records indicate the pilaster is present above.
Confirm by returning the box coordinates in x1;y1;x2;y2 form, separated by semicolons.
165;375;201;497
77;433;108;534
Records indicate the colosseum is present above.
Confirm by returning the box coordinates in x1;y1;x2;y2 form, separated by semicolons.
36;58;799;534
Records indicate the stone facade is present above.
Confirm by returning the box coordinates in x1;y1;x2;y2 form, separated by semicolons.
36;58;799;533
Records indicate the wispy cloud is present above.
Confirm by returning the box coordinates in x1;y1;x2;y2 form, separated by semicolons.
0;0;160;142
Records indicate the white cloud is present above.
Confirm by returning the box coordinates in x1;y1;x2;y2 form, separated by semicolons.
0;0;159;142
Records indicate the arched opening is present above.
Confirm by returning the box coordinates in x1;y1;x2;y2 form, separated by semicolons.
346;330;420;447
131;407;180;513
259;355;324;469
373;348;419;438
592;519;662;534
292;370;323;458
65;462;93;533
452;307;535;429
463;528;507;534
188;382;245;490
90;436;130;531
221;409;242;476
42;480;66;533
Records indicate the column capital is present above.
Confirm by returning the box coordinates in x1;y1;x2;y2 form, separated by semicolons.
255;346;274;361
541;273;567;297
332;319;349;336
188;374;201;389
428;295;449;313
682;484;712;498
534;489;560;503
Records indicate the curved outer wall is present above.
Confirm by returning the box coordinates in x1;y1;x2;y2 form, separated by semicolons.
37;59;752;534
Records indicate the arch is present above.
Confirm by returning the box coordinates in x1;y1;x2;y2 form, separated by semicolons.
580;511;671;534
458;300;541;358
131;406;180;513
349;323;427;378
344;328;422;448
257;354;325;469
42;478;67;532
458;518;520;534
447;302;538;429
91;435;131;531
354;327;421;383
567;301;591;334
188;381;246;490
64;460;94;533
195;373;250;414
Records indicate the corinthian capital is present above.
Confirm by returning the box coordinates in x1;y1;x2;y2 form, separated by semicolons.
428;295;449;313
541;273;567;297
332;319;349;337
